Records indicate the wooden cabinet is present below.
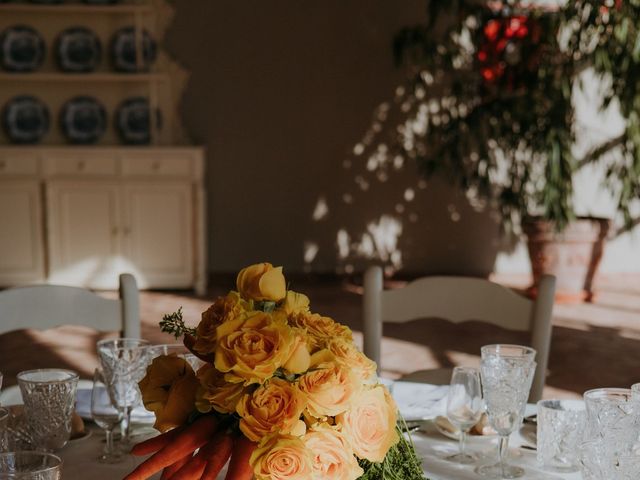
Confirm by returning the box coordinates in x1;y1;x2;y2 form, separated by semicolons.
0;181;45;284
0;147;206;294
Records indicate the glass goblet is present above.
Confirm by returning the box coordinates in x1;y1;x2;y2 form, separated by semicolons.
147;343;204;371
475;344;536;479
91;369;123;463
97;338;150;446
445;366;483;464
0;451;62;480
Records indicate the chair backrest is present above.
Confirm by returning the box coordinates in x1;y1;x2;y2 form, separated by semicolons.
0;273;140;338
362;266;555;401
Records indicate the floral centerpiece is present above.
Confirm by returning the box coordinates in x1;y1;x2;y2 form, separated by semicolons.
125;263;426;480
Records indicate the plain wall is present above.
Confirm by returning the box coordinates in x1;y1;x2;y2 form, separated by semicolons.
165;1;639;276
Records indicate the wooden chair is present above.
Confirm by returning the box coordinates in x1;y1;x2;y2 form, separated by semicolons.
362;266;555;402
0;273;140;338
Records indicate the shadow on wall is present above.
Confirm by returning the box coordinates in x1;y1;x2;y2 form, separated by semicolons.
164;0;517;276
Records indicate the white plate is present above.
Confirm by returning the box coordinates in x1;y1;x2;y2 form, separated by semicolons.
0;381;155;425
391;381;449;422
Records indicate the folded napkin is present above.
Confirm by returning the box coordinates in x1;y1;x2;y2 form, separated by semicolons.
391;382;449;421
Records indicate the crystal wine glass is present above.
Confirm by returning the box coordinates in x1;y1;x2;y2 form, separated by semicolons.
97;338;150;447
475;344;536;479
445;366;483;464
91;369;122;463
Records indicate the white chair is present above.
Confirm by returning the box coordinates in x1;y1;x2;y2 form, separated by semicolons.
363;266;555;402
0;273;140;338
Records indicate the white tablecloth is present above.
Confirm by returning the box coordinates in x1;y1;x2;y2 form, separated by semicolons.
57;421;582;480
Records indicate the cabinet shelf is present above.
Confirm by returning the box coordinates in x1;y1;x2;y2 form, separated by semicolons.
0;72;168;83
0;3;153;14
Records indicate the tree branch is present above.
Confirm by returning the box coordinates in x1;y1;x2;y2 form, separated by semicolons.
576;134;626;168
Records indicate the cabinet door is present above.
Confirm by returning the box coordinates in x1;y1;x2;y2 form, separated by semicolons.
122;183;194;289
47;181;122;289
0;181;44;285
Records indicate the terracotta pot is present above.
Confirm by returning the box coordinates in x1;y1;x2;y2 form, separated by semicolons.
522;217;611;303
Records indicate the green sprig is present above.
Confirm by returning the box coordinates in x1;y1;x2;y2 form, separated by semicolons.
159;307;196;338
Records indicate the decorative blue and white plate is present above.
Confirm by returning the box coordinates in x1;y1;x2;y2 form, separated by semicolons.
2;95;49;144
110;27;157;73
115;97;161;145
0;26;45;72
60;96;107;144
55;27;102;73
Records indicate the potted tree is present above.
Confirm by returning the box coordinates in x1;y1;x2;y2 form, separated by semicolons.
390;0;640;302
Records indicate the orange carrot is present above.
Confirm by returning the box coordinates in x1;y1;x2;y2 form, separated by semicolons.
169;431;233;480
160;454;192;480
131;427;184;456
224;435;257;480
200;434;234;480
183;334;215;363
123;415;219;480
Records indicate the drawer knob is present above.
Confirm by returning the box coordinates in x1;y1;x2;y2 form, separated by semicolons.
152;161;161;171
0;161;5;170
77;160;86;171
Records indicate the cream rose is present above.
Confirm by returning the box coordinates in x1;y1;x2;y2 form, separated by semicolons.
251;434;314;480
237;378;307;442
336;385;399;462
214;312;295;385
326;337;377;381
195;363;246;414
303;426;363;480
236;263;286;302
279;290;310;316
297;350;360;418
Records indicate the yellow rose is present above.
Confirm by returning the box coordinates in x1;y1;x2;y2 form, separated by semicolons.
279;290;310;315
214;312;295;385
336;385;399;463
192;291;249;355
283;330;311;374
326;337;377;381
297;350;360;418
237;378;307;442
303;426;363;480
195;363;247;414
139;355;199;432
289;313;353;352
250;434;314;480
237;263;286;302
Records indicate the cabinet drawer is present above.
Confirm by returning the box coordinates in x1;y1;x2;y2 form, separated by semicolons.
47;153;118;176
0;154;39;176
121;154;193;177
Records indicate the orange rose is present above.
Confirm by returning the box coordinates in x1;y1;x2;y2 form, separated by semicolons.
192;291;249;355
336;385;399;462
214;312;295;385
139;355;199;432
289;313;352;352
326;337;376;381
236;263;286;302
237;378;307;442
297;350;360;418
195;363;247;414
303;426;363;480
250;434;314;480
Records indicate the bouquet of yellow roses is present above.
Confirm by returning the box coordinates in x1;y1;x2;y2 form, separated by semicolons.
125;263;426;480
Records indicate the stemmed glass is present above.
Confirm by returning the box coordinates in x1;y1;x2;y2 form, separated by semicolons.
147;344;204;371
91;369;122;463
475;344;536;479
445;366;483;464
97;338;150;447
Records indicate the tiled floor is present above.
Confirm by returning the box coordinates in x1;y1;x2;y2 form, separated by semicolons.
1;273;639;400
